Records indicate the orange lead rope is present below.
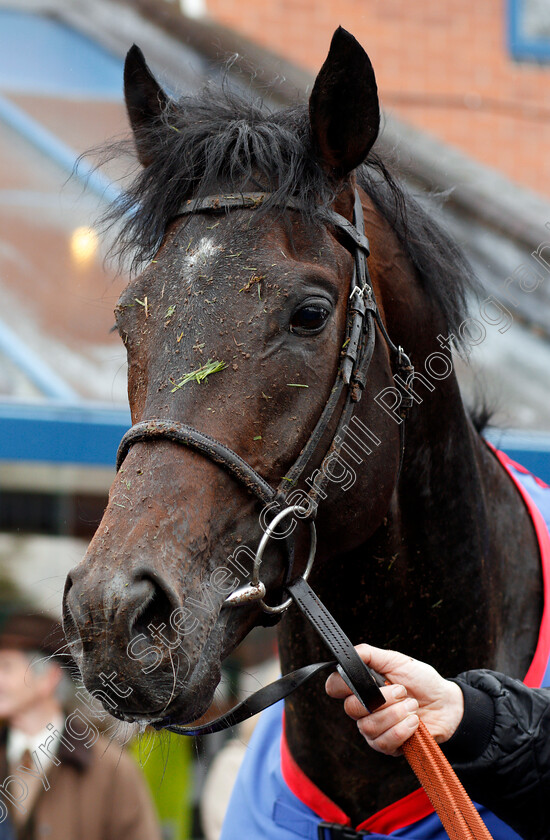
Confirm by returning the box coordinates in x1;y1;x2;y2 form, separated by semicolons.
401;720;494;840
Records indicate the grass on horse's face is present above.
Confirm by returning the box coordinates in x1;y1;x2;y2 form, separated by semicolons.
116;208;350;468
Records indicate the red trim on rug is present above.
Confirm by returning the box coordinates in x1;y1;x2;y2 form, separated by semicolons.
356;787;433;833
280;444;550;833
281;715;434;833
487;444;550;688
280;712;351;827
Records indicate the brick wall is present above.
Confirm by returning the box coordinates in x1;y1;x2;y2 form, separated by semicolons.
204;0;550;198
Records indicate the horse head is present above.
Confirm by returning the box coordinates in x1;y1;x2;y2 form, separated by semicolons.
63;29;412;726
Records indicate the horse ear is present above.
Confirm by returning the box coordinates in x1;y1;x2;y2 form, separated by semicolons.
124;45;168;168
309;27;380;176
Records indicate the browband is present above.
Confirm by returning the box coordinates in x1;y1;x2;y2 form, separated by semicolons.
173;192;371;255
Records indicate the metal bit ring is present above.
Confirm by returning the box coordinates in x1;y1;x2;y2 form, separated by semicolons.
223;505;316;613
253;505;317;615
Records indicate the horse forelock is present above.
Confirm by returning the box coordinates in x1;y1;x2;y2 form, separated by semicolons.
100;83;477;345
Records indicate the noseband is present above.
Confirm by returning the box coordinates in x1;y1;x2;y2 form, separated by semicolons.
116;189;415;730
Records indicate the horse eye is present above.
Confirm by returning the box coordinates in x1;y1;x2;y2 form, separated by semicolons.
290;301;331;335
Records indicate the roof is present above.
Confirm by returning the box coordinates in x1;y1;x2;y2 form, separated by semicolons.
0;7;128;406
0;0;549;487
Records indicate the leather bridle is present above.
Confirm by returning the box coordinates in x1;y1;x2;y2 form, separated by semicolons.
115;188;415;732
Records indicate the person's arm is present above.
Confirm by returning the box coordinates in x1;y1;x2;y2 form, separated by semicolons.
325;644;550;840
446;669;550;840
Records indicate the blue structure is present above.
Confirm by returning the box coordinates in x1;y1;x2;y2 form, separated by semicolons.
0;10;127;474
0;9;122;201
508;0;550;63
0;10;123;98
0;402;130;468
0;400;547;481
486;430;550;486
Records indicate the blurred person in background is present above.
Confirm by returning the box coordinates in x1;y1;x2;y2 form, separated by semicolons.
0;609;162;840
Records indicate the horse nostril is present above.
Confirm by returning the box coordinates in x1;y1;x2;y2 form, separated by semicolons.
62;568;182;674
129;573;180;648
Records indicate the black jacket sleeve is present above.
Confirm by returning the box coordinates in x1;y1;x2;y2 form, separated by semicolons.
439;670;550;840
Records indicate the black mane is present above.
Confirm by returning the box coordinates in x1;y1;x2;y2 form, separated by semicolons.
103;84;477;338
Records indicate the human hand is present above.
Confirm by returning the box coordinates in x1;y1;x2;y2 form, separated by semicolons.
325;644;464;756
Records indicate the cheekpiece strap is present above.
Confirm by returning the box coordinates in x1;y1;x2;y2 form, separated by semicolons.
322;208;371;255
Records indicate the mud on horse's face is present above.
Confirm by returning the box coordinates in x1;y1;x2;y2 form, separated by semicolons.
62;29;400;725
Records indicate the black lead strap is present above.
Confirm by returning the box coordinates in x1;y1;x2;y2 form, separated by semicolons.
287;578;385;711
165;577;384;736
164;662;335;736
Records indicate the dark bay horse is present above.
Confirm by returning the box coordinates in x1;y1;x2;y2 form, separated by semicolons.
63;28;542;823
